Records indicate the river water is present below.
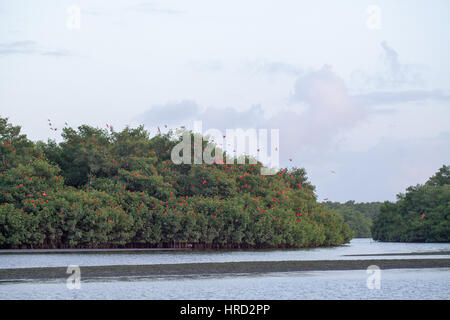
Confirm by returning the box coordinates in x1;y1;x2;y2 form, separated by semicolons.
0;239;449;299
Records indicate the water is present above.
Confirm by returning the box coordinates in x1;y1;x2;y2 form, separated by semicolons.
1;268;449;300
0;239;449;300
1;238;449;269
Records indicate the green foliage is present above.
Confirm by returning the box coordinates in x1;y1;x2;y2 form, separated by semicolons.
0;117;352;248
372;165;450;242
323;201;382;237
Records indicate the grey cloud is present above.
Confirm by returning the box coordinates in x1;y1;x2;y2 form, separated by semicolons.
0;41;73;58
140;100;265;130
129;2;185;14
291;65;344;103
198;105;266;131
0;41;38;55
41;50;72;57
350;41;425;90
246;60;302;76
258;62;302;76
189;60;223;72
140;100;199;126
380;41;402;82
368;107;397;115
82;9;102;16
380;41;425;87
353;89;450;106
348;41;448;107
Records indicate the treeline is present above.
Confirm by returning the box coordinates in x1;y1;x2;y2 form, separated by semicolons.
0;117;352;249
372;165;450;242
323;201;382;238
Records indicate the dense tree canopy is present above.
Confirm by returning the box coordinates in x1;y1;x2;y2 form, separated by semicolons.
372;165;450;242
323;201;382;238
0;117;352;249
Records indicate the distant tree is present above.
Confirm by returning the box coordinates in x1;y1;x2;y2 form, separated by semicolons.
323;201;381;238
372;165;450;242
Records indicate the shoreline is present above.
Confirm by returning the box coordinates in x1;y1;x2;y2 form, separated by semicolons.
344;251;450;256
1;258;449;281
0;248;192;255
0;245;344;255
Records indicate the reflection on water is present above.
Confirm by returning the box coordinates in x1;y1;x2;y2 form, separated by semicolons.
1;239;450;269
1;268;449;300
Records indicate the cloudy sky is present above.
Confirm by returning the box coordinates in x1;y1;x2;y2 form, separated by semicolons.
1;0;449;202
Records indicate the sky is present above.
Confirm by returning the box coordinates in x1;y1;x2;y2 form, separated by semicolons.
0;0;449;202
